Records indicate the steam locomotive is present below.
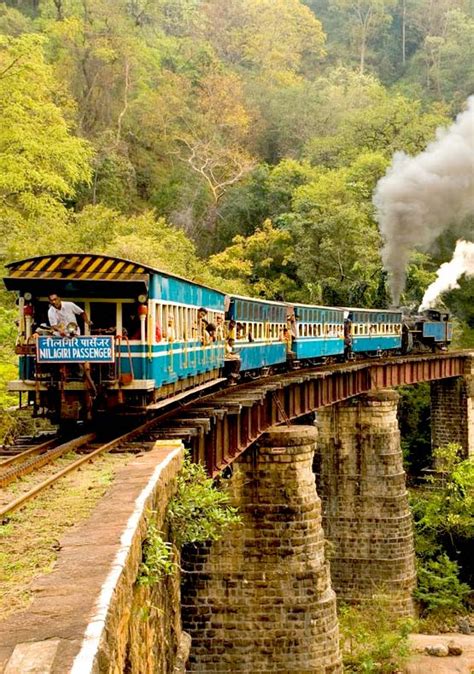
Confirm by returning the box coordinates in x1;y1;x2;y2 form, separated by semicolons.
3;253;452;425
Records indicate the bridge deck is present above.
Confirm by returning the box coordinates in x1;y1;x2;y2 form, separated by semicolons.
156;351;472;476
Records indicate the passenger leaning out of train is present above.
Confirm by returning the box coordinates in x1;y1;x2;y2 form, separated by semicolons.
205;322;217;342
225;337;241;384
197;307;209;344
215;315;225;341
281;327;295;359
288;313;297;340
227;319;237;340
48;293;91;337
343;318;353;359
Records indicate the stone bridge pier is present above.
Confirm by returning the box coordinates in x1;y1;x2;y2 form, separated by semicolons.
181;425;343;673
431;355;474;457
315;390;416;616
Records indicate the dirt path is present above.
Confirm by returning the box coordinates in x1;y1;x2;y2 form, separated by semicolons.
405;633;474;673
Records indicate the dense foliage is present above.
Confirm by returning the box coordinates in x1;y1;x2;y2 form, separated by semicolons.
0;1;472;421
0;0;472;311
411;444;473;617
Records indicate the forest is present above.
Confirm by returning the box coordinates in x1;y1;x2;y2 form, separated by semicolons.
0;3;473;668
0;0;473;397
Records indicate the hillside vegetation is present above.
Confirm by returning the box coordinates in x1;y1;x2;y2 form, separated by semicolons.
0;0;472;393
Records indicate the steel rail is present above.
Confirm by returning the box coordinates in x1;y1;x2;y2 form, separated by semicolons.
0;434;96;488
0;438;57;468
0;416;168;520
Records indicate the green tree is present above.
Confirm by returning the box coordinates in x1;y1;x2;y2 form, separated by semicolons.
304;93;448;167
406;8;474;105
203;0;326;82
0;33;92;259
208;219;300;299
329;0;396;73
291;152;388;305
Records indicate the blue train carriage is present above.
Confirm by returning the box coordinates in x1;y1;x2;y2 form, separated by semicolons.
345;307;403;355
3;253;226;421
289;303;345;361
226;295;287;373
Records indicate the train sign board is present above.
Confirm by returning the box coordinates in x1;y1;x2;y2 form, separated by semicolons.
37;336;115;363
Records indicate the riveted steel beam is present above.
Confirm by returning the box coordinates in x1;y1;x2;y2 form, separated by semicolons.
171;352;470;476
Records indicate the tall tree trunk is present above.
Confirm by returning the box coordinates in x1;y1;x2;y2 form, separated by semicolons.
401;0;406;66
360;31;366;73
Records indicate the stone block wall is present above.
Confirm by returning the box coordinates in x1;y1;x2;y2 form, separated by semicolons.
79;441;188;674
315;390;416;616
431;356;474;457
0;442;188;674
181;425;342;673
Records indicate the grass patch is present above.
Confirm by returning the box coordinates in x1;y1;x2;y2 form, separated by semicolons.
0;451;132;619
339;597;415;672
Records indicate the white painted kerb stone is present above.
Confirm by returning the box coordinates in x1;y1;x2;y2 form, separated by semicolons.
70;441;183;674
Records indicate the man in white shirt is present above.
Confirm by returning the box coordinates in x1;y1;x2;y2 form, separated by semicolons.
48;293;91;336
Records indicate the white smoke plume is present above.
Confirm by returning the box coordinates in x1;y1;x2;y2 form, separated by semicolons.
373;97;474;305
419;239;474;310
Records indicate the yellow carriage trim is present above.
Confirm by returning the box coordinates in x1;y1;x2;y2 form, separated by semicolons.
5;254;149;282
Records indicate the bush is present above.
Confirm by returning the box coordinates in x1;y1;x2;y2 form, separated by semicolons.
410;443;474;617
415;553;470;616
167;453;241;548
138;518;177;586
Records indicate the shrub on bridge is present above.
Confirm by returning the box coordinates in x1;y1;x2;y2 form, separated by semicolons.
138;519;177;585
167;452;241;549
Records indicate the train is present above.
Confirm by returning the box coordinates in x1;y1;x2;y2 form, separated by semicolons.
3;253;453;425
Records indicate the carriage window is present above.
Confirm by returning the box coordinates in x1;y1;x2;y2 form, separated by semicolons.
155;304;163;342
166;306;176;341
174;306;180;339
89;302;117;332
122;303;142;340
246;323;253;342
184;307;191;340
177;306;184;339
192;308;198;339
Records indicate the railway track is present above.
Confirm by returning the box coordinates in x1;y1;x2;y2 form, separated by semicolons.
0;379;235;520
0;437;58;469
0;415;173;521
0;435;94;488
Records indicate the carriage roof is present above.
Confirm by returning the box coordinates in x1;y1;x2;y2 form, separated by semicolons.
3;253;225;298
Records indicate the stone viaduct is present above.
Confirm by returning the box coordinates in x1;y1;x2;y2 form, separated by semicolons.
0;352;472;673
